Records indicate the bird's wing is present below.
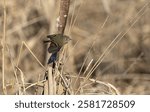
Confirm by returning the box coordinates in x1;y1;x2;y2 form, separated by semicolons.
48;42;60;53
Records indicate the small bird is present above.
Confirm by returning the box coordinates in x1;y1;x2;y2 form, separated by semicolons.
44;34;71;64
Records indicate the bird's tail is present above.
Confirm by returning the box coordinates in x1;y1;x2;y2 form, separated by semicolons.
48;52;57;64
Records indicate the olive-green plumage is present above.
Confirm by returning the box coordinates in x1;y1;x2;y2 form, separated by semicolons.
46;34;71;53
44;34;71;64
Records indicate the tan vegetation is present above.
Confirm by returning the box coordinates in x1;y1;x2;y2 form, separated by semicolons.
0;0;150;95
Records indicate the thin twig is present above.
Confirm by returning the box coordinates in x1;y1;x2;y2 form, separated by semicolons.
2;0;7;95
16;67;26;95
68;0;84;35
17;41;46;70
123;52;144;75
68;0;77;35
6;44;21;94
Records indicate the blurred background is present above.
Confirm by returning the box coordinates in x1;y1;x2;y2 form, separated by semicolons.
0;0;150;94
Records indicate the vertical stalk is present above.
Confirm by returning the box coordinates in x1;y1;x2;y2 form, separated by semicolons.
2;0;7;95
46;0;70;95
57;0;70;34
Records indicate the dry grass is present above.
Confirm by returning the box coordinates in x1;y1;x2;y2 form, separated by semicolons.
0;0;150;95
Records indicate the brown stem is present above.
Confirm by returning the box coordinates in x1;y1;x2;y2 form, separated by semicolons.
58;0;70;34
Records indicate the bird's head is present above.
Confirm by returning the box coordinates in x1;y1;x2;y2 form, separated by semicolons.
63;35;72;44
